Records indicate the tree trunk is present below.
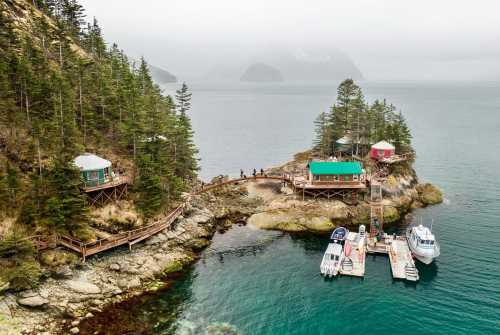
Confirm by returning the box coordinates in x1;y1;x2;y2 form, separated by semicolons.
59;89;64;140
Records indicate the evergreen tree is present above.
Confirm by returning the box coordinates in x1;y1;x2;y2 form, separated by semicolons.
174;83;198;179
0;0;200;225
313;112;332;156
175;82;192;117
313;79;413;157
40;156;89;234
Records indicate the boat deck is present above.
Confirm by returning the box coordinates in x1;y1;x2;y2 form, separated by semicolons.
339;232;366;277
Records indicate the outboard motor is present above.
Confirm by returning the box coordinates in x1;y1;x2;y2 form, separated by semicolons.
359;225;366;238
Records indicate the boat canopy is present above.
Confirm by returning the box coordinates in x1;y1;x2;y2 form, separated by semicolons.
331;227;349;241
412;225;436;241
325;243;343;255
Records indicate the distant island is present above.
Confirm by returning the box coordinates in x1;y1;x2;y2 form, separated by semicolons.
148;64;177;84
240;63;284;82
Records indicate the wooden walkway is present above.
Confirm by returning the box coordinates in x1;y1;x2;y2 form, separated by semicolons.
30;173;369;260
52;175;292;260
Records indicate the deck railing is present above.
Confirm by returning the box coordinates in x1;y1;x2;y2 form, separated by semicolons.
83;174;130;192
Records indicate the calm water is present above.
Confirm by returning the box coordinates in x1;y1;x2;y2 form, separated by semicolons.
134;81;500;334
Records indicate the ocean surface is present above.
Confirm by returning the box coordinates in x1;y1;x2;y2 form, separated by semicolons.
109;81;500;334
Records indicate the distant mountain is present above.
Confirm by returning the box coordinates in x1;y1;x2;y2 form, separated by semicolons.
203;47;363;82
148;64;177;84
272;49;364;81
240;63;284;82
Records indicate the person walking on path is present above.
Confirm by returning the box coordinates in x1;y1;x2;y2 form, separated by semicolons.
260;168;264;176
252;168;257;178
240;169;244;178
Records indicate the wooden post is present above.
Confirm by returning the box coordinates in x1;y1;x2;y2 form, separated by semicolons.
302;187;305;201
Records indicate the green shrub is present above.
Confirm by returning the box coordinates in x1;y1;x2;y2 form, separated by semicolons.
2;259;42;291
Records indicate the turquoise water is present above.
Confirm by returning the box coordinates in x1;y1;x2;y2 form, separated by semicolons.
127;81;500;334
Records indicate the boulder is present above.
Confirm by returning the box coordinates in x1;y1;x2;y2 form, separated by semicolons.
108;263;120;272
17;295;48;308
187;238;210;250
162;260;183;274
52;265;74;279
416;183;443;205
69;327;79;334
66;280;101;295
117;277;140;290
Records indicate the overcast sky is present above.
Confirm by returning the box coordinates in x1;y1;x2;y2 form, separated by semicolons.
79;0;500;81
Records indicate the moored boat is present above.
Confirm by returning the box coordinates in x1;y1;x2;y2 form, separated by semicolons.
330;227;349;245
320;243;344;277
321;227;349;277
406;224;440;264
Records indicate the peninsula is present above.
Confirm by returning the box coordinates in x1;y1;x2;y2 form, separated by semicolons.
0;1;443;334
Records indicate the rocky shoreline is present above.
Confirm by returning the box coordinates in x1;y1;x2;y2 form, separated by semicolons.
0;155;443;335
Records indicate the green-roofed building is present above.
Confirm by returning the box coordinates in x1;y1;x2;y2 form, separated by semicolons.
308;161;364;185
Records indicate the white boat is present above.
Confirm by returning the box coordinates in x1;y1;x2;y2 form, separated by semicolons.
320;243;344;277
406;224;440;264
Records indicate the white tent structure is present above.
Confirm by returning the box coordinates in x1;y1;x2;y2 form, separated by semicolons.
371;141;395;159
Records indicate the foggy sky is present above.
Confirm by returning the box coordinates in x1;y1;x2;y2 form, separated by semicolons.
79;0;500;81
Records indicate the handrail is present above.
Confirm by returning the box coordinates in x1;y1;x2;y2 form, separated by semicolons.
57;175;293;258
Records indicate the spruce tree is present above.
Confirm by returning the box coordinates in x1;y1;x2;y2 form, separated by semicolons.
41;156;89;234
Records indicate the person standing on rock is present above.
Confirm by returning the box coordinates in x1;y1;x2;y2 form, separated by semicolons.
260;168;264;176
253;168;257;178
240;169;244;178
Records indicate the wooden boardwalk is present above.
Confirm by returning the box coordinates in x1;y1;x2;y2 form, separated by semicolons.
54;175;292;260
29;173;370;261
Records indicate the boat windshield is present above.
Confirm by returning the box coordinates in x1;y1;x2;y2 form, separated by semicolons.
419;239;434;245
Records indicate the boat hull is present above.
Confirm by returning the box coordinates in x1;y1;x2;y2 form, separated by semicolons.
412;253;434;265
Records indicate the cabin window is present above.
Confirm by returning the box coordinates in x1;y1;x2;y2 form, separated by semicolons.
378;149;384;156
314;175;320;181
353;175;359;181
89;171;98;180
429;241;434;245
344;175;350;181
104;167;110;178
334;175;339;182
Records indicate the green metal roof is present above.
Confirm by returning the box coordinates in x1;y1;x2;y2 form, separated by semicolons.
309;161;362;175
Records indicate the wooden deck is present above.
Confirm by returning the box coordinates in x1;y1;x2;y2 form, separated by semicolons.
377;153;413;164
291;176;366;190
83;175;130;193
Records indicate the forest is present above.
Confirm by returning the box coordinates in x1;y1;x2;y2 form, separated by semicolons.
0;0;199;243
313;79;412;157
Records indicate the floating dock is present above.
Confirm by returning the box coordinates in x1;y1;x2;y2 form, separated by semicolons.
322;229;419;282
366;234;419;281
